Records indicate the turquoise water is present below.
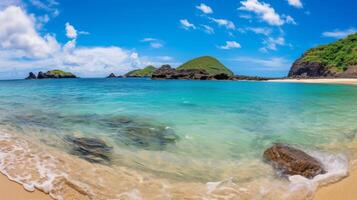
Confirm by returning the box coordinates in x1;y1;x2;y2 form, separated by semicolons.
0;78;357;199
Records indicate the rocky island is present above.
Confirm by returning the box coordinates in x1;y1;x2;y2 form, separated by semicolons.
26;70;77;79
288;33;357;78
152;56;235;80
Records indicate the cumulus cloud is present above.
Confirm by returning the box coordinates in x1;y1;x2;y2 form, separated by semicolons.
0;6;156;78
322;28;357;39
196;3;213;14
65;22;77;39
0;6;60;58
218;41;241;50
239;0;284;26
210;18;236;30
180;19;196;30
286;0;303;8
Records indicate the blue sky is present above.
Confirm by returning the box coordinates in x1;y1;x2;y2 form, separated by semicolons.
0;0;356;79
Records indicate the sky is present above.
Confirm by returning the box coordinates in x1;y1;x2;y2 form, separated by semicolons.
0;0;356;79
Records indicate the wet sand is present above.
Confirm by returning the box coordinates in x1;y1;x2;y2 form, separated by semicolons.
314;167;357;200
0;173;52;200
269;78;357;86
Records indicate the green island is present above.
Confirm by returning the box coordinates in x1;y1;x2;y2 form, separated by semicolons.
177;56;234;76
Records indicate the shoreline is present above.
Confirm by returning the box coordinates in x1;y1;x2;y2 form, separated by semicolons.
269;78;357;86
0;172;52;200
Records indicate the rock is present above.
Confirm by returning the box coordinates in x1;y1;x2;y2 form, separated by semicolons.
229;75;269;81
104;116;179;150
37;71;45;79
288;59;334;78
151;65;176;79
107;73;116;78
65;136;113;164
25;72;37;79
263;143;326;179
209;73;231;80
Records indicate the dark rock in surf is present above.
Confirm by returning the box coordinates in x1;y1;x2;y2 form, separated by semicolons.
65;136;113;164
25;72;37;79
263;143;326;179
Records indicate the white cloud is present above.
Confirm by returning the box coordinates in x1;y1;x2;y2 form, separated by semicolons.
0;6;160;78
219;41;241;50
141;38;157;42
196;3;213;14
260;37;285;52
246;27;272;35
210;17;235;30
201;24;214;34
150;42;163;48
140;38;164;48
180;19;196;30
29;0;59;16
0;6;60;58
286;0;303;8
284;15;296;25
0;0;22;9
232;56;291;68
322;28;357;39
65;22;77;39
239;0;284;26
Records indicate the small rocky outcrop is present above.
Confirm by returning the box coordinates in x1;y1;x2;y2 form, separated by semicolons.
65;136;113;164
151;65;231;80
25;72;37;79
32;70;77;79
263;143;326;179
107;73;117;78
229;75;270;81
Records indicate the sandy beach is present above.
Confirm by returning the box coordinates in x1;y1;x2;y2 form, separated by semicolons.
0;173;51;200
269;78;357;86
314;167;357;200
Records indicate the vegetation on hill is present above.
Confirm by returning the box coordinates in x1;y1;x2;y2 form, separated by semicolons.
301;33;357;71
126;65;156;77
177;56;233;76
46;70;76;77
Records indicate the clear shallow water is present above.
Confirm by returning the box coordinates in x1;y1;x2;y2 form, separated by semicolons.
0;78;357;199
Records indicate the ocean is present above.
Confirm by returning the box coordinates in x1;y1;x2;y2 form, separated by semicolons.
0;78;356;199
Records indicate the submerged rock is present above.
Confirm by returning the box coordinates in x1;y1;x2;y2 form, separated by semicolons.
263;144;326;179
65;136;113;164
103;116;179;150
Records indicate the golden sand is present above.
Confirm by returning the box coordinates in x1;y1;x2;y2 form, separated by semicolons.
0;173;52;200
314;167;357;200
